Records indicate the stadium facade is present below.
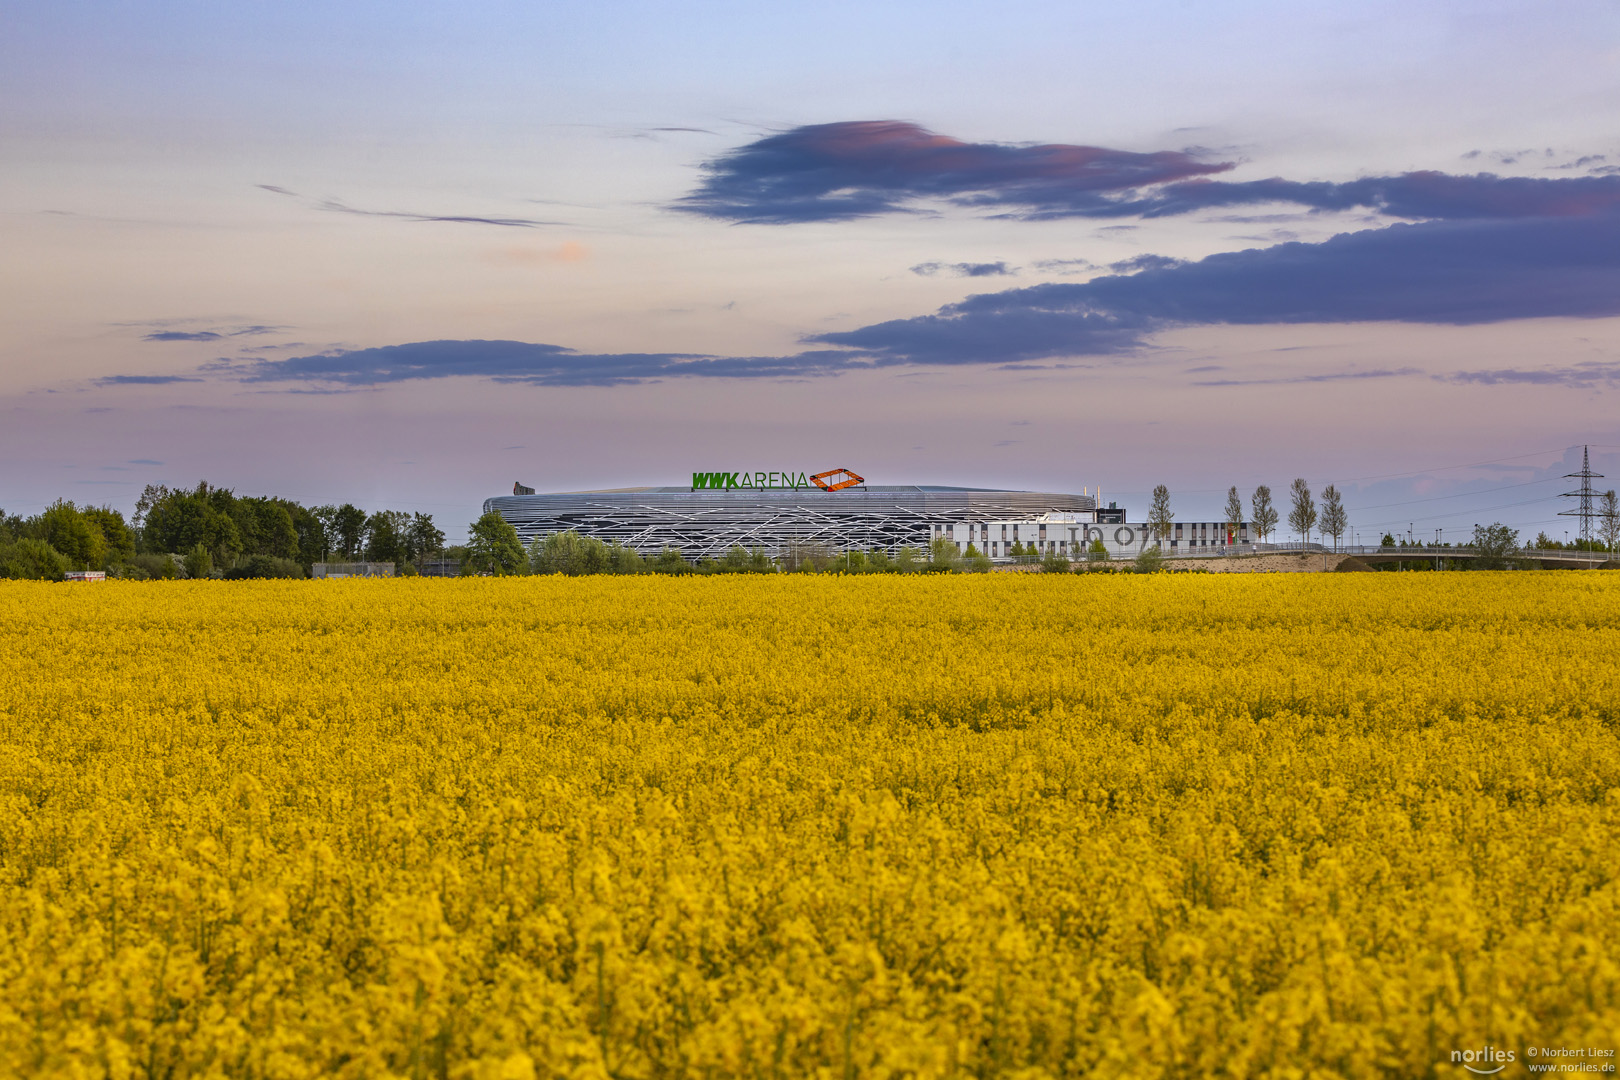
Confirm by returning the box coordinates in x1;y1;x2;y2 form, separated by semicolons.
484;479;1101;560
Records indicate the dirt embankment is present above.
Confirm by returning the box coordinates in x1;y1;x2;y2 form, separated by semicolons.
1163;552;1355;573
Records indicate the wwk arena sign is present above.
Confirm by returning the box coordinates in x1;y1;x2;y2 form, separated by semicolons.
691;468;865;492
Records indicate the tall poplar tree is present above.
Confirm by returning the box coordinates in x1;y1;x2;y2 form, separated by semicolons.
1319;484;1348;551
1288;478;1317;544
1146;485;1174;547
1224;486;1245;547
1251;485;1279;542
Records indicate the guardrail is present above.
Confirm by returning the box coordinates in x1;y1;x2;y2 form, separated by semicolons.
1063;543;1617;564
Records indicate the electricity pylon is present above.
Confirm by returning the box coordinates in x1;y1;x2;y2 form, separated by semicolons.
1559;445;1603;566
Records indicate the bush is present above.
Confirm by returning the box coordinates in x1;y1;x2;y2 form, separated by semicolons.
129;553;181;580
929;536;963;572
1041;548;1072;574
0;538;69;580
650;547;690;575
463;512;527;576
718;546;773;574
223;555;306;580
1134;546;1165;574
529;531;647;575
184;544;213;580
1471;522;1519;570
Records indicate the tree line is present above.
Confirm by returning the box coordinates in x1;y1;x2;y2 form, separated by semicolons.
1140;479;1350;549
0;482;446;580
456;513;1188;577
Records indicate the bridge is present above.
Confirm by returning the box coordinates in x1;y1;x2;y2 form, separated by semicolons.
1161;542;1616;570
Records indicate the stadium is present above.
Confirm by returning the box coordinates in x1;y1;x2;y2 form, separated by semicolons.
484;472;1106;560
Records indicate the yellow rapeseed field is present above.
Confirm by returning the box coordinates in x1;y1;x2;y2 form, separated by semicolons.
1;575;1617;1079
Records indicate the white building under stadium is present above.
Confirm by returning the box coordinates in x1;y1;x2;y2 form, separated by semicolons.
484;480;1105;561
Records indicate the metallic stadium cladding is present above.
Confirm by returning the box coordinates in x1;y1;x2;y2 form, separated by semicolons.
484;486;1097;560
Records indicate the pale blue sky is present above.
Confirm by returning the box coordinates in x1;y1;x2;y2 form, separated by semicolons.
5;1;1620;540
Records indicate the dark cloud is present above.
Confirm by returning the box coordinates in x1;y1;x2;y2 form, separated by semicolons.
1109;172;1620;223
144;331;221;342
1445;363;1620;387
144;325;281;342
673;121;1232;224
1190;368;1419;387
813;308;1154;365
1032;258;1098;275
97;374;204;385
258;184;562;228
236;340;863;388
316;201;559;228
809;212;1620;366
204;205;1620;390
910;261;1015;277
673;122;1620;225
1108;254;1185;273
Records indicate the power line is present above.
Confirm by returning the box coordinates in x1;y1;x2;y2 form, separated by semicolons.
1325;446;1573;485
1355;494;1559;530
1346;476;1560;514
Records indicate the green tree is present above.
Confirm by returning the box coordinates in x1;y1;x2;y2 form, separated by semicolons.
236;497;300;560
1041;546;1071;573
1318;484;1347;551
408;512;446;567
1134;545;1165;574
364;510;410;563
310;505;338;561
285;502;329;566
184;543;213;580
463;512;525;576
39;500;106;570
142;483;241;566
82;506;136;567
131;484;170;549
962;543;992;573
1288;478;1317;544
1146;484;1174;547
1224;486;1245;548
894;546;925;573
1471;522;1519;570
333;504;367;560
1251;485;1279;542
0;538;69;580
929;535;962;571
224;555;305;579
1087;536;1110;564
650;547;690;574
1599;490;1620;560
711;545;772;573
530;530;612;575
